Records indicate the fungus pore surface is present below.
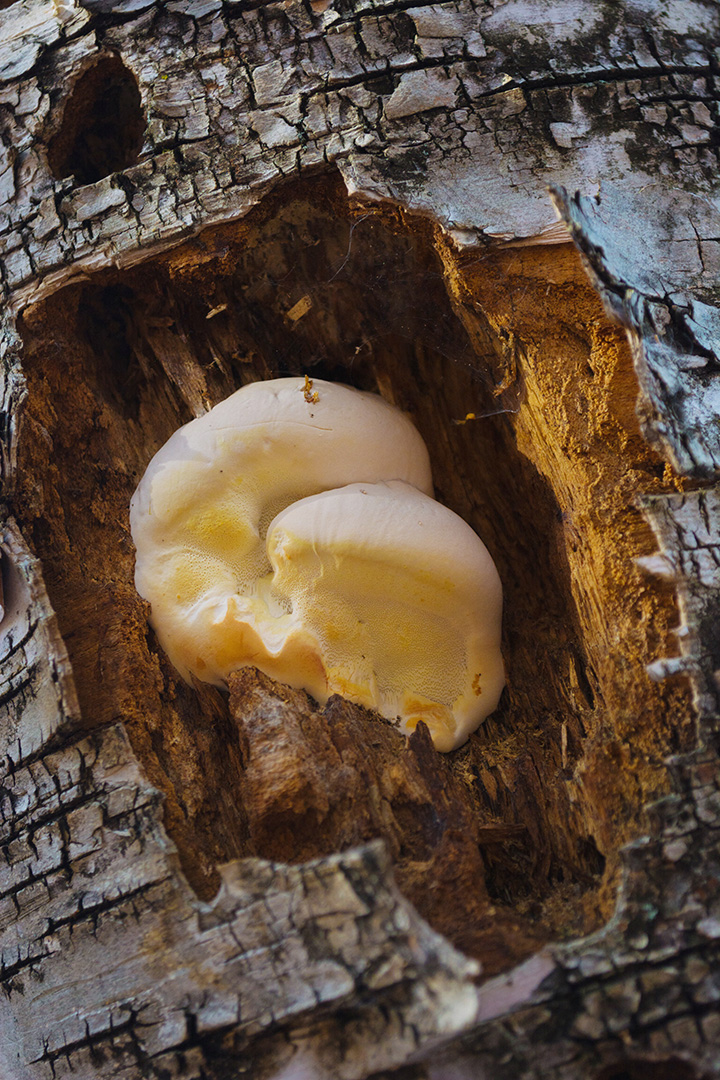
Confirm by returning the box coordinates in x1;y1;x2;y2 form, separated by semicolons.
130;377;504;751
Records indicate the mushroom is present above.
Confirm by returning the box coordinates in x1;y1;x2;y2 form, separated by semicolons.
130;377;504;751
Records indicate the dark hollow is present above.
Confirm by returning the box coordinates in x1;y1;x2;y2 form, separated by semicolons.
598;1060;699;1080
47;55;145;185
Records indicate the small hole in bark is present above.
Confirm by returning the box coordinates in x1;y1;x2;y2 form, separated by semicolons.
0;547;30;643
598;1060;698;1080
47;55;145;184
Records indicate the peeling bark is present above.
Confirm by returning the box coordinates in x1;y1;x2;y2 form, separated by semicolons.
0;0;719;1077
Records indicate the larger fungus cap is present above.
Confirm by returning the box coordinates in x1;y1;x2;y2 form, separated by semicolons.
130;377;504;751
267;481;504;751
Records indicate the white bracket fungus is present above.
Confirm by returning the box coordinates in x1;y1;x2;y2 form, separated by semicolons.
130;377;504;751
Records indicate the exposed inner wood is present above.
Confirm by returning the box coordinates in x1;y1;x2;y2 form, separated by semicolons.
12;172;692;974
228;668;547;968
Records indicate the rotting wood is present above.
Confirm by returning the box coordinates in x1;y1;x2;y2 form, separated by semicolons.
0;0;719;1077
228;667;549;972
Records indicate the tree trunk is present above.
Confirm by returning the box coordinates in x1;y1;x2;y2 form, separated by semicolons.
1;0;719;1076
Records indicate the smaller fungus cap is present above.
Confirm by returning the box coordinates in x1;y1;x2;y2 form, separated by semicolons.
130;377;432;678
